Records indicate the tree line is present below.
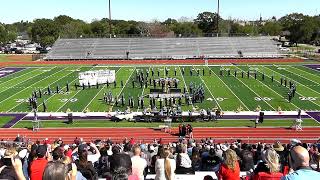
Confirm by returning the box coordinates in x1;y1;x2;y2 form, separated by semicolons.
0;12;319;47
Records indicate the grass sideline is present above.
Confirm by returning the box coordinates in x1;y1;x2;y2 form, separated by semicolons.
0;116;15;127
0;55;33;62
14;119;320;128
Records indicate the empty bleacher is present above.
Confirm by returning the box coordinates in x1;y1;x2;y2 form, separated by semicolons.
46;36;282;60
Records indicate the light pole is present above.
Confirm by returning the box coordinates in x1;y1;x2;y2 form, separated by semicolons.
216;0;220;37
108;0;112;38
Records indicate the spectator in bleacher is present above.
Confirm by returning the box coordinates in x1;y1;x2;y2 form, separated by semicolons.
61;156;86;180
139;144;151;168
203;175;214;180
215;145;223;160
281;146;320;180
309;144;320;171
124;143;133;157
239;144;254;172
28;144;38;166
97;144;111;177
73;142;101;164
3;149;26;180
0;148;20;179
29;145;49;180
155;147;176;180
191;147;202;171
112;144;123;155
52;147;64;161
314;153;320;172
74;144;98;180
64;145;73;159
273;142;288;173
110;153;139;180
201;148;222;172
18;148;29;180
252;149;283;180
131;145;147;180
217;149;240;180
150;145;162;174
175;144;193;174
42;161;77;180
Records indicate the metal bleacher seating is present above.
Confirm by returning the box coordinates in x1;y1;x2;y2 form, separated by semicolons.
46;36;282;60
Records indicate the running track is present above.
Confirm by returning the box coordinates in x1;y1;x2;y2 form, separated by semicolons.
1;127;319;144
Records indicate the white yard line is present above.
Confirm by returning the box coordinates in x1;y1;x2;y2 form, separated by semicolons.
229;68;276;111
237;66;300;110
56;90;82;112
178;66;195;109
208;67;250;111
279;65;320;90
82;67;123;112
303;65;320;74
233;65;299;111
269;66;320;96
112;67;135;111
194;66;222;110
263;66;320;109
290;66;320;80
35;67;94;110
9;114;28;128
0;67;51;94
56;67;102;112
7;67;70;112
0;67;57;105
0;68;39;86
137;67;151;112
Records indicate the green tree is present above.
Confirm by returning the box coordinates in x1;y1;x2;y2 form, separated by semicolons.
163;18;178;26
112;20;140;36
91;20;108;37
194;12;221;34
0;24;7;43
60;21;87;38
0;24;17;43
279;13;306;44
171;22;202;37
54;15;74;26
260;21;282;36
12;21;32;33
7;31;17;42
31;19;60;46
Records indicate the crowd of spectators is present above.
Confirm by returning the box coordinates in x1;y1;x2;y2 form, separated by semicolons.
0;136;320;180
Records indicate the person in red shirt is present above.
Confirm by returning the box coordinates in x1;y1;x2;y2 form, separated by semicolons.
129;138;136;145
217;149;240;180
29;145;48;180
63;145;73;159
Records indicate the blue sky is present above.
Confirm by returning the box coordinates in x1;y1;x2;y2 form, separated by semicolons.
0;0;319;24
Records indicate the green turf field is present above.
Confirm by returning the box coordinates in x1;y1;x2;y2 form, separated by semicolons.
0;65;320;113
0;116;14;127
13;119;320;128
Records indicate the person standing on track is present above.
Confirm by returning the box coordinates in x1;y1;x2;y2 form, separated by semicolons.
188;124;193;139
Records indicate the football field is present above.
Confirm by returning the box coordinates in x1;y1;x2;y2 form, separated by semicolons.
0;64;320;113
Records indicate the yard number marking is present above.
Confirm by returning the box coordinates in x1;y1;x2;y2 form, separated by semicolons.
254;97;272;101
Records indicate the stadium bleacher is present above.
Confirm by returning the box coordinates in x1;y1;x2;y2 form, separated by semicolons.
46;36;282;60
